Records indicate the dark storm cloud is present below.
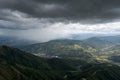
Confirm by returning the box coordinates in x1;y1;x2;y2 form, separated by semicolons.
1;0;120;42
0;0;120;21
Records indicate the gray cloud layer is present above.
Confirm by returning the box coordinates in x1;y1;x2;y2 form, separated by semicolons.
1;0;120;21
1;0;120;42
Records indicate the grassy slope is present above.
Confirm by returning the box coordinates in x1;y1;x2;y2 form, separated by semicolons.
21;39;96;58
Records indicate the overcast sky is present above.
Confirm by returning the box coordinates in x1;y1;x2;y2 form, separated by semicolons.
1;0;120;42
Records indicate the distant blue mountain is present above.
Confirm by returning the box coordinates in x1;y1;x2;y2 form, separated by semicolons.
0;36;35;46
71;34;97;40
98;35;120;44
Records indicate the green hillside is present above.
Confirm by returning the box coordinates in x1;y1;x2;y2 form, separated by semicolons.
21;39;96;58
99;35;120;44
1;46;120;80
83;37;118;60
0;45;90;80
83;37;114;49
67;63;120;80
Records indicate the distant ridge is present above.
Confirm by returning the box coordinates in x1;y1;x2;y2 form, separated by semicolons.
83;37;114;49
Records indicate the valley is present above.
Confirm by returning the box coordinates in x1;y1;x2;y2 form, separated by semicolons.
20;36;120;63
1;35;120;80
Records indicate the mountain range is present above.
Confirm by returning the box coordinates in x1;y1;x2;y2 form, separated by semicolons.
1;35;120;80
21;39;96;58
17;35;120;62
1;46;120;80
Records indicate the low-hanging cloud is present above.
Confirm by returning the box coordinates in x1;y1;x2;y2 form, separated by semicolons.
1;19;120;42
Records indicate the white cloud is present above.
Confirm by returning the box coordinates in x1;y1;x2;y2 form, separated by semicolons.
2;21;120;42
46;21;120;34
